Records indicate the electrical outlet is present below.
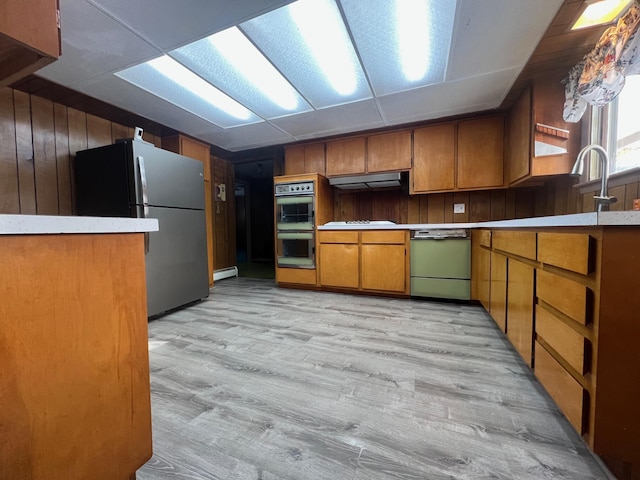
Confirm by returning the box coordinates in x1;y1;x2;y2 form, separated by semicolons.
454;203;465;214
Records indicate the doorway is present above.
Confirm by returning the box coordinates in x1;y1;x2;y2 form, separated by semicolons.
233;160;275;279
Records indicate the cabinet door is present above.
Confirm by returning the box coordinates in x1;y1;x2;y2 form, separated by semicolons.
457;116;505;189
361;244;406;293
326;137;366;176
0;0;60;88
508;86;532;184
284;145;305;175
367;130;412;173
471;240;491;310
304;143;326;175
506;259;534;366
490;251;507;332
319;243;359;289
412;123;455;193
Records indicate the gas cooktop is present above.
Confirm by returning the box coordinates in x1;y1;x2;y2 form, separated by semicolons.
323;220;396;226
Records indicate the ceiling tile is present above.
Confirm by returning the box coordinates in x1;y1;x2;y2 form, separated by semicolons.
87;0;296;50
377;67;520;124
270;99;384;139
446;0;563;81
38;0;161;86
72;74;223;136
196;123;294;152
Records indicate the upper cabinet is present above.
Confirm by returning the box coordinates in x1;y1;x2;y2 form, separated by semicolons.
412;123;455;192
411;115;505;194
0;0;61;88
289;129;412;178
507;76;581;186
284;143;326;176
326;137;365;176
366;130;411;173
457;116;505;189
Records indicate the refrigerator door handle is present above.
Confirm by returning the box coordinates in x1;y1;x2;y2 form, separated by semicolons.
137;155;150;253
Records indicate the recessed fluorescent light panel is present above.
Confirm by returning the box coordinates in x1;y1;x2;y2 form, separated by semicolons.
115;55;262;128
340;0;456;96
170;27;312;119
241;0;372;109
571;0;633;30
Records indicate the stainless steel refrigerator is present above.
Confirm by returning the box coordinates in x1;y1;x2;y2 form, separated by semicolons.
75;136;209;317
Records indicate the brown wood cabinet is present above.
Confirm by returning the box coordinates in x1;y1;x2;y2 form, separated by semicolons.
506;259;534;366
489;251;507;332
162;134;214;286
361;230;408;293
366;130;412;173
470;230;491;310
507;76;581;186
411;115;505;194
318;229;410;296
412;123;455;193
319;231;359;289
0;0;61;88
325;137;366;176
457;116;505;190
0;232;152;480
472;225;640;479
284;143;326;176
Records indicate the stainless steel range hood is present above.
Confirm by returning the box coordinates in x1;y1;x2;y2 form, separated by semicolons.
329;172;401;189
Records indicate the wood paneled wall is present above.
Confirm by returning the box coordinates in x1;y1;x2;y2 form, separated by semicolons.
332;175;585;224
212;156;236;270
0;87;161;216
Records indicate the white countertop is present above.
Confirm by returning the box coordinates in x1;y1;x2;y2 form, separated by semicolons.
317;211;640;231
0;215;159;235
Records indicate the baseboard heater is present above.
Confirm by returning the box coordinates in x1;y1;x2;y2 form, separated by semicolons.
213;266;238;282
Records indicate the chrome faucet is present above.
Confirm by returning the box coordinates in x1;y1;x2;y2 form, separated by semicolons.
570;144;617;212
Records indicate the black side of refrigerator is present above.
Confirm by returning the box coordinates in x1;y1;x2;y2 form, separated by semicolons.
75;141;137;217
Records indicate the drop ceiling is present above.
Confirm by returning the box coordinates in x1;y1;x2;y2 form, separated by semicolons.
38;0;565;152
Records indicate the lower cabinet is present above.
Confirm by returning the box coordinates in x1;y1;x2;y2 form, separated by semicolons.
489;251;507;332
471;230;491;309
472;226;640;479
361;243;406;293
318;230;409;296
0;233;152;480
506;259;534;366
534;340;586;434
319;232;359;289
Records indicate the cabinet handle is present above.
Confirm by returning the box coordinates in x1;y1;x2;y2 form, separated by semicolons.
137;155;150;253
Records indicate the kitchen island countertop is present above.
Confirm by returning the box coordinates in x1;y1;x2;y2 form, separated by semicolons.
0;214;159;235
318;211;640;230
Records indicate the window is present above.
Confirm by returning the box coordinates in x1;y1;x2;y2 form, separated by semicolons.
589;75;640;180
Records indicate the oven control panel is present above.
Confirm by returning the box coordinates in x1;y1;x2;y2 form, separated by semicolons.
275;181;314;196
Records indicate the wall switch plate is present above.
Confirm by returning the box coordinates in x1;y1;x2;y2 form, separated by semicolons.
454;203;465;214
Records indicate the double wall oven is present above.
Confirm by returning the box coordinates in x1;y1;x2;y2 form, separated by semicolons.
275;180;316;268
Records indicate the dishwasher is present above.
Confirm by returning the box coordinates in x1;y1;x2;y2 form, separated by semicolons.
410;229;471;300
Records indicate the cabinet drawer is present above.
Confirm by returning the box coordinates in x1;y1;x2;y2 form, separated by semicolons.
361;230;406;244
276;267;317;286
492;231;536;260
478;230;491;248
537;233;593;275
534;341;586;434
536;306;587;374
318;231;359;244
537;270;590;325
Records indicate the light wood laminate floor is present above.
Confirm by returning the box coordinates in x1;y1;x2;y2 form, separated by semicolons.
137;278;611;480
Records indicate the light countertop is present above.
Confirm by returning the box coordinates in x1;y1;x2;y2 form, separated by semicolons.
0;215;159;235
317;211;640;231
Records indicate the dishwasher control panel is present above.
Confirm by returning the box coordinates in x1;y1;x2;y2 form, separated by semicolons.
411;229;468;240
